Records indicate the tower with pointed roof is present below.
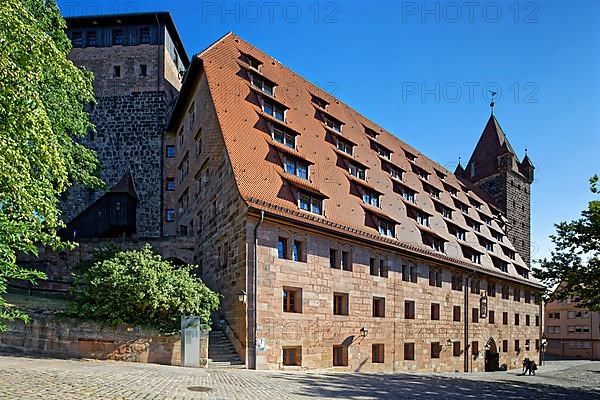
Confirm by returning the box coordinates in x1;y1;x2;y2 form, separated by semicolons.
458;115;534;265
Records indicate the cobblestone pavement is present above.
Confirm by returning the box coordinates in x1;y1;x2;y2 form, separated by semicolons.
0;355;599;399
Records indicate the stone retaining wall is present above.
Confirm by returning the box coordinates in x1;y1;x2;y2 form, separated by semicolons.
0;315;208;367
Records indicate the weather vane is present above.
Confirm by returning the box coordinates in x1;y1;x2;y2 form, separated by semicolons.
489;90;497;115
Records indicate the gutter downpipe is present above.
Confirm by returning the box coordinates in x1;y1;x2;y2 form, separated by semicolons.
249;210;264;369
539;295;543;366
464;272;475;373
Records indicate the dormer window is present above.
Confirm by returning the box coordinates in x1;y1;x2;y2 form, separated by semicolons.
390;166;403;180
404;150;417;162
325;116;342;132
246;54;262;70
480;213;492;225
250;74;275;96
364;126;378;139
273;127;295;148
466;218;481;232
284;157;309;180
455;228;466;241
444;183;458;197
491;231;503;242
433;238;444;253
469;198;482;210
375;144;391;160
363;190;380;208
453;199;469;213
463;246;482;264
263;100;285;121
412;165;429;181
337;137;353;155
417;212;430;227
425;184;440;199
435;170;447;180
349;163;366;180
479;238;494;251
378;219;395;237
441;207;452;219
299;192;323;215
402;188;416;203
492;257;508;272
311;95;328;109
503;247;516;260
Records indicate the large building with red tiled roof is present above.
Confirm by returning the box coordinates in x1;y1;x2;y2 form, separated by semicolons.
164;31;543;372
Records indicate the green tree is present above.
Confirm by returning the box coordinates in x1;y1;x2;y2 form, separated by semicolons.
0;0;101;329
533;175;600;310
69;245;220;332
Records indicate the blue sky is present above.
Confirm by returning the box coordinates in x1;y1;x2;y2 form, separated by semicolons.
58;0;599;261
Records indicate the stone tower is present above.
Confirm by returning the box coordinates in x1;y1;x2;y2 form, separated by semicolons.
458;115;534;265
61;12;189;238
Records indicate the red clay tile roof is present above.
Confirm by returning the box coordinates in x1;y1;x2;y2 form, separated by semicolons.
193;32;540;287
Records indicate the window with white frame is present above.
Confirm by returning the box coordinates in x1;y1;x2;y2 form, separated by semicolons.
378;219;395;237
273;127;295;148
417;212;429;227
363;190;380;207
402;188;416;203
299;192;323;215
284;157;308;180
390;166;403;180
337;137;353;155
250;74;275;96
262;100;285;121
349;163;366;180
324;116;342;132
375;144;391;160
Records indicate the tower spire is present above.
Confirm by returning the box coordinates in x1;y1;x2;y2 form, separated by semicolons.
489;90;497;115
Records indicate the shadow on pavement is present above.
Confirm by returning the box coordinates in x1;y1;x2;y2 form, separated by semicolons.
270;372;600;400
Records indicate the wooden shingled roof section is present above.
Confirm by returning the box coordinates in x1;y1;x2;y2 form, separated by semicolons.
195;32;541;288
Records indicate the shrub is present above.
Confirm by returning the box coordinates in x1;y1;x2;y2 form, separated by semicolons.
68;244;219;332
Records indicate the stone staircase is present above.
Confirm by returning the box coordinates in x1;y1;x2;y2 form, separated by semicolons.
208;329;245;369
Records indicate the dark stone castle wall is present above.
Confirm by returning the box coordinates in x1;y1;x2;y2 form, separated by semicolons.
60;91;169;238
476;171;531;265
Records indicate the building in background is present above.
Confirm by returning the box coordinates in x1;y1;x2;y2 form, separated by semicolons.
165;32;543;372
545;295;600;360
61;12;188;239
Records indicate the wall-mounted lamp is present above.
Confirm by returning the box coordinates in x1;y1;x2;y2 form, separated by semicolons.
360;327;368;337
484;344;491;351
447;339;454;345
237;290;247;304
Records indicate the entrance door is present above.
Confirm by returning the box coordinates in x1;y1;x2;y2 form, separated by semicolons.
484;338;499;372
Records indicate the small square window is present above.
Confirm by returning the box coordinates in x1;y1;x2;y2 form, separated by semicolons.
341;251;351;271
166;145;175;158
431;303;440;320
283;346;301;366
373;297;385;318
431;342;442;359
453;341;461;357
404;343;415;361
140;64;147;76
113;65;121;78
405;300;415;319
277;237;288;260
283;287;302;313
472;308;479;323
292;240;302;262
453;306;461;322
166;177;175;191
333;293;349;316
165;209;175;222
372;344;384;363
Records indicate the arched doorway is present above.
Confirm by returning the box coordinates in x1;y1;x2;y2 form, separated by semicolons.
484;338;500;372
